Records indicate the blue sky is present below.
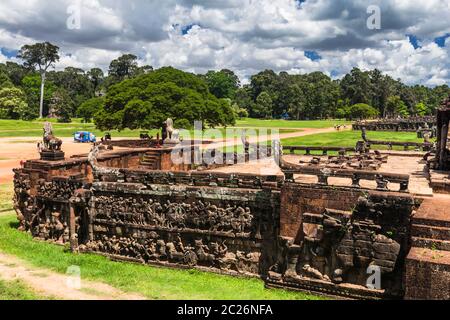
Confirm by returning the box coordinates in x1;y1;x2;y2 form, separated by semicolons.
0;0;448;86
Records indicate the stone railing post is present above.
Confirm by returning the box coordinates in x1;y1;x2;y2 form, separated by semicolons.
285;172;295;182
399;180;409;192
318;173;328;185
351;173;361;188
375;174;388;190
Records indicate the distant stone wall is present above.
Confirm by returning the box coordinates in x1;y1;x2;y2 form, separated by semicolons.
353;117;435;132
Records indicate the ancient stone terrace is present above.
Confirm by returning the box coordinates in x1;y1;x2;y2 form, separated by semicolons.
11;110;450;300
353;116;435;132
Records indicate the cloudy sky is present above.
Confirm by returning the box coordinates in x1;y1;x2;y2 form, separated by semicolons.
0;0;449;85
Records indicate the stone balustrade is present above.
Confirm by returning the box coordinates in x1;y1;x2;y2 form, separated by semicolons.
282;163;410;192
283;145;355;156
95;168;285;190
364;140;432;151
353;117;435;132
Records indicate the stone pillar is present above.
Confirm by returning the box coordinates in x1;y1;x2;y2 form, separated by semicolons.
69;203;78;252
438;115;449;170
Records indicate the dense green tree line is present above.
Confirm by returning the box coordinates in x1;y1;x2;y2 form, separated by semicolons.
0;41;449;128
0;47;154;123
231;67;450;120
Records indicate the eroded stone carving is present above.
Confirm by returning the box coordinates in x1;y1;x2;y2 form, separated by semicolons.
81;233;260;275
92;195;254;236
269;195;404;293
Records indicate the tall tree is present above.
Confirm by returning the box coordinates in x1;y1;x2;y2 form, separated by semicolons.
21;74;57;118
108;54;139;83
386;95;409;117
254;91;273;119
340;67;372;105
204;69;240;99
87;68;104;95
94;67;235;131
17;42;60;118
0;87;28;119
48;88;74;123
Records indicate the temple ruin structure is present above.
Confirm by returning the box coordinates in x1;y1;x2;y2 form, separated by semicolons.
12;107;450;300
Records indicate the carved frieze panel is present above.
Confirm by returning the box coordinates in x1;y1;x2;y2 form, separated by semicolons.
91;195;256;237
82;231;262;275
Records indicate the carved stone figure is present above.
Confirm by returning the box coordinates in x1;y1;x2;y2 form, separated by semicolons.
164;118;180;144
42;122;62;151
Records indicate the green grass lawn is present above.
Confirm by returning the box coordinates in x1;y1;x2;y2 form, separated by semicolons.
0;279;50;300
0;201;321;300
281;130;427;149
235;118;350;129
0;183;13;213
0;119;162;138
0;119;299;139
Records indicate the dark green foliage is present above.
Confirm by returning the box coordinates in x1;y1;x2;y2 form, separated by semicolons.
21;74;57;117
235;67;450;120
0;69;13;89
77;96;105;122
108;54;139;84
254;91;273;119
0;62;29;86
47;67;94;110
345;103;379;120
203;69;240;99
0;87;29;120
94;67;236;131
49;88;74;123
87;68;104;94
241;70;340;119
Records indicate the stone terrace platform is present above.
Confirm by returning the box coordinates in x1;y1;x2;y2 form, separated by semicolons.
281;153;433;197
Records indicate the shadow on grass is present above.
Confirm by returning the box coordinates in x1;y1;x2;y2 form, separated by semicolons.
9;221;19;229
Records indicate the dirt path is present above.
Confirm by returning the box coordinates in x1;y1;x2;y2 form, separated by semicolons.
204;126;343;151
0;127;342;184
0;252;145;300
0;137;92;184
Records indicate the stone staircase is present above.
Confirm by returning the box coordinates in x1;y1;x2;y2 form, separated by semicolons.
139;150;161;170
405;196;450;299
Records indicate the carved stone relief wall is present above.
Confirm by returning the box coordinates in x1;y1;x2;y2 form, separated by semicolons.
79;182;280;276
12;152;418;299
268;190;416;298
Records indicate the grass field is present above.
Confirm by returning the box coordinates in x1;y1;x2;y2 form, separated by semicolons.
0;118;347;139
0;183;13;212
0;119;301;138
235;118;350;129
0;279;50;300
0;119;161;138
281;130;426;149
